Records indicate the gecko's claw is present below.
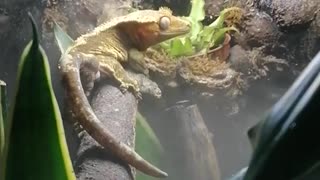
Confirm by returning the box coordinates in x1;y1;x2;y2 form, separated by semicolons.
134;91;143;100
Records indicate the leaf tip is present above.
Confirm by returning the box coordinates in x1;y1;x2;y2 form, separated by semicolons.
27;12;39;49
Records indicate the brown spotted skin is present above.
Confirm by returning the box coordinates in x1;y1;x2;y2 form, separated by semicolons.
59;7;190;178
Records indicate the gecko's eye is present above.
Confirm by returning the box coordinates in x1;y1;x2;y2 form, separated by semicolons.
159;16;170;30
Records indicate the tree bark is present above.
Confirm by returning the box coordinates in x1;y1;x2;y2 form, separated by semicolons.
164;100;221;180
66;82;137;180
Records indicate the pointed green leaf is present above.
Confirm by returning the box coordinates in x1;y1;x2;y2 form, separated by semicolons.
53;22;74;54
0;80;6;156
0;80;7;127
0;105;3;158
0;13;75;180
208;14;224;29
169;38;184;56
135;112;165;180
169;38;194;57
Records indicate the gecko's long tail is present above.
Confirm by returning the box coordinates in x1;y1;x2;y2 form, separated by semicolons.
60;54;168;178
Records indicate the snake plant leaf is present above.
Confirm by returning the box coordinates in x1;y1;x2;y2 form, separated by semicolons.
136;112;165;180
135;112;164;154
53;22;74;55
243;52;320;180
0;104;3;158
0;13;75;180
0;80;6;156
0;81;7;127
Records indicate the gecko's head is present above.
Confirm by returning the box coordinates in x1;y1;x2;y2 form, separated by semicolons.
117;7;191;51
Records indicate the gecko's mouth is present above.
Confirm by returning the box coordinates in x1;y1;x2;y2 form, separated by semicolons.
160;27;191;38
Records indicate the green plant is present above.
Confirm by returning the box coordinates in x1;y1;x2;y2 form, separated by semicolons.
0;13;75;180
0;80;6;156
135;112;165;180
159;0;242;58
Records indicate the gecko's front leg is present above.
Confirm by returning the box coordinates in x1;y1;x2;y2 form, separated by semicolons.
96;55;142;99
127;48;163;99
128;48;149;76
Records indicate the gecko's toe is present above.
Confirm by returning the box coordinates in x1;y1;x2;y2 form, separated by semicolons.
135;91;143;100
119;84;129;94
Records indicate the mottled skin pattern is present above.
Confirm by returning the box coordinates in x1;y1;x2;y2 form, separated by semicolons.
59;7;190;178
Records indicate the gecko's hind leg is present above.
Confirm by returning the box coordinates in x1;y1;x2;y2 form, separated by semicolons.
79;57;100;98
97;55;142;99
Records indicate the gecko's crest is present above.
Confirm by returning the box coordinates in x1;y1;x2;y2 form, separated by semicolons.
159;7;173;15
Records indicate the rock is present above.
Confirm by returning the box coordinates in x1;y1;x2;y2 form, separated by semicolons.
238;10;282;48
229;45;251;73
256;0;319;30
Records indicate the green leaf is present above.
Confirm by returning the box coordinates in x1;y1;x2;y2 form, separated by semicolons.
159;40;171;50
208;7;242;29
196;26;216;51
53;22;74;54
169;38;184;56
169;38;194;57
186;0;205;42
159;3;242;58
190;20;203;42
188;0;205;22
158;0;210;57
0;13;75;180
135;112;164;180
208;13;224;29
0;80;7;127
0;80;6;156
210;26;239;48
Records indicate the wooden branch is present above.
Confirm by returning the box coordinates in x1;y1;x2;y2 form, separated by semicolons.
68;81;137;180
164;100;221;180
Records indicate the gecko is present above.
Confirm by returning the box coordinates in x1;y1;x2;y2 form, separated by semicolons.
59;7;191;178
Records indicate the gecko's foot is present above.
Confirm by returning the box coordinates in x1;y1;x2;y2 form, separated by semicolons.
120;83;142;100
119;84;129;94
130;79;143;100
84;81;94;97
134;90;142;100
73;121;85;138
80;61;100;98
